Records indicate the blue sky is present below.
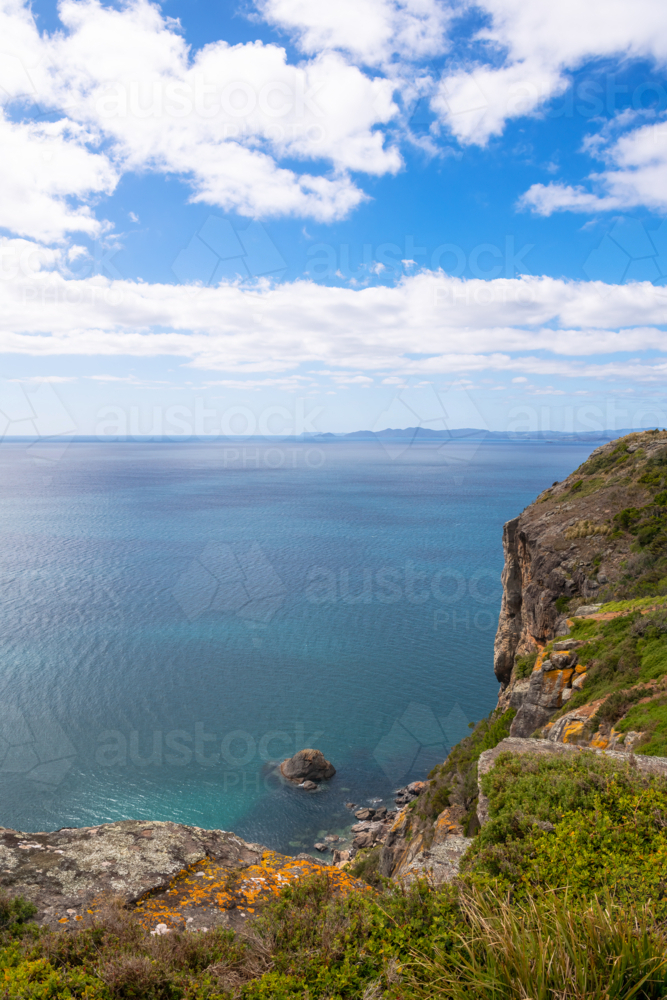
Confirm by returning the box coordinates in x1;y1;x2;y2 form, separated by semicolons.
0;0;666;436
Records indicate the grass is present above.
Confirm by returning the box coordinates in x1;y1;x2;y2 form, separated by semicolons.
4;753;667;998
514;651;537;678
464;751;667;911
545;612;667;748
565;518;612;539
405;889;667;1000
616;697;667;755
597;596;667;613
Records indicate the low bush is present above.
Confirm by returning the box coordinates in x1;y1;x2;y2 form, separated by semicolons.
464;751;667;914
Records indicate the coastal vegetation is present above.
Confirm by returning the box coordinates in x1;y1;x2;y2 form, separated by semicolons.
4;746;667;997
7;431;667;997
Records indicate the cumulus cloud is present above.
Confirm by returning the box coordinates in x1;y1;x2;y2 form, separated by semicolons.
0;112;117;242
256;0;451;67
520;118;667;214
0;256;666;383
432;0;667;146
0;0;401;235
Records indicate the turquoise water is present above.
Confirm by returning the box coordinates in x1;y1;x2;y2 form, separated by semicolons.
0;438;596;851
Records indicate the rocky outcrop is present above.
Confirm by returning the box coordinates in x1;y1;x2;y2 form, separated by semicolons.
0;820;265;929
280;749;336;785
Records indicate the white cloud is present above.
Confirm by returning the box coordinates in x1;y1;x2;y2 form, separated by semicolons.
432;0;667;145
520;118;667;214
256;0;451;67
0;112;117;242
0;262;666;384
0;0;404;239
0;0;400;230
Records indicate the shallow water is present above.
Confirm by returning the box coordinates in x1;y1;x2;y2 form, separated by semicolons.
0;437;597;851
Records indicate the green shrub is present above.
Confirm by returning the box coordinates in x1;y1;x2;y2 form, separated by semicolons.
0;893;37;940
349;847;384;888
464;752;667;914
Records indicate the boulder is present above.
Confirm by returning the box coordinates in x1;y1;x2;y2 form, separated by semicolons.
280;749;336;784
354;808;374;820
352;832;374;849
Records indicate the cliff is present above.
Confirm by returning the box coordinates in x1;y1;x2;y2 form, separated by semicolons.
377;429;667;878
6;430;667;905
0;819;363;933
494;428;667;741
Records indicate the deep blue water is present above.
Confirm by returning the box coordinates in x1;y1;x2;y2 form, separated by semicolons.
0;438;597;851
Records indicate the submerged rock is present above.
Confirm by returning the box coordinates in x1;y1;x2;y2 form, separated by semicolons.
280;748;336;784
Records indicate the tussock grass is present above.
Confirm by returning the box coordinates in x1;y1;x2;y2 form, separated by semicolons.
564;518;612;539
407;888;667;1000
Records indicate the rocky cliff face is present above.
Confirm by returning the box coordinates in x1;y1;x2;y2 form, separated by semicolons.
494;429;667;737
376;429;667;878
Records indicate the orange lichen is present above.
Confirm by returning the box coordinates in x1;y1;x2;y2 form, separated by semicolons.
562;720;586;743
133;850;368;931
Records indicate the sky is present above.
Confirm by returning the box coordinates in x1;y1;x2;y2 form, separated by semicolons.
1;0;667;437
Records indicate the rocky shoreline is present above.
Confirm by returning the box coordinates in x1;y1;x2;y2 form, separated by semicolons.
5;430;667;926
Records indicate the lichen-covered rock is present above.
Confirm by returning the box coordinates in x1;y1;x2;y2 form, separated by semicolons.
280;748;336;784
0;820;265;929
397;837;474;886
432;805;466;843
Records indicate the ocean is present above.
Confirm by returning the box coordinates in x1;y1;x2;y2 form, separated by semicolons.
0;437;597;852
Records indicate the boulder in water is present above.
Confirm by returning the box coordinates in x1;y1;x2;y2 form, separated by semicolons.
280;748;336;784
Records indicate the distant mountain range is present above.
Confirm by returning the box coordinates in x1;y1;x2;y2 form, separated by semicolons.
0;428;647;443
307;427;641;442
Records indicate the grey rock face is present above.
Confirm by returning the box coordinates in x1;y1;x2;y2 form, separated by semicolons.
0;820;265;929
397;838;474;886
